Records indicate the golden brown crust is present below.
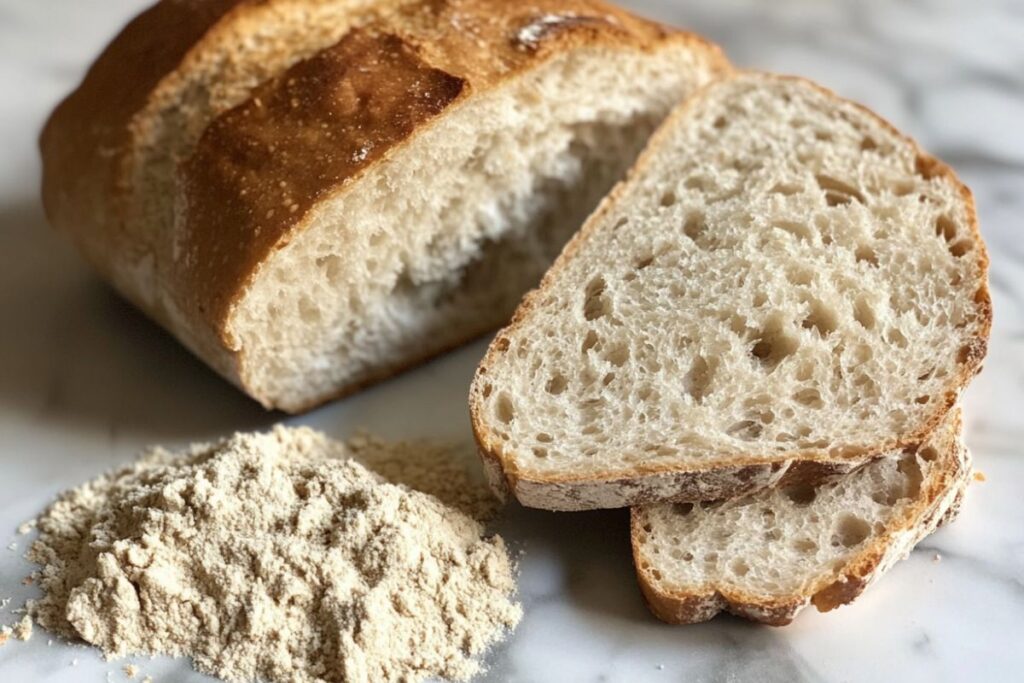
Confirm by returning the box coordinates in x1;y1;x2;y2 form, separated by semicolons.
469;71;991;510
630;411;969;625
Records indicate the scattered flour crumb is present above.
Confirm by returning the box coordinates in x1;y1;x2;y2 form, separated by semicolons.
0;625;10;647
17;519;36;535
933;553;942;563
72;658;79;666
124;663;139;678
6;542;16;551
13;614;32;641
973;471;987;482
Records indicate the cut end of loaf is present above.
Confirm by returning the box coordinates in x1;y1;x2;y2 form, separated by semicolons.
221;40;722;412
471;71;990;508
631;409;970;625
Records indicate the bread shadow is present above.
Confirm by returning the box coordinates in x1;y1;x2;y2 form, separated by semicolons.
0;197;269;440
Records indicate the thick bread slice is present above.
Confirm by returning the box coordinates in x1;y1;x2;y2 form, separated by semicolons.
630;410;971;625
470;73;991;511
40;0;727;412
41;0;406;315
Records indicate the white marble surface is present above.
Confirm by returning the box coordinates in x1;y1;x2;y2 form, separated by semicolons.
1;0;1022;681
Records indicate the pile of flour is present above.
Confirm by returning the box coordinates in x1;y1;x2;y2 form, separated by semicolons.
25;427;521;683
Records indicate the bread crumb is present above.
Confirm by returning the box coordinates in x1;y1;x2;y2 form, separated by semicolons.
13;615;32;641
72;658;79;666
973;471;986;482
0;625;10;646
933;553;942;563
17;520;36;535
142;677;153;683
21;576;33;586
124;663;139;678
6;542;15;551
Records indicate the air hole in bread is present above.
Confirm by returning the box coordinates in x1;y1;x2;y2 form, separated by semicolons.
685;175;712;192
802;299;838;336
682;212;707;242
860;136;878;151
545;372;567;395
854;297;877;330
316;254;344;285
673;502;694;516
602;343;629;367
613;217;629;231
769;181;803;196
495;337;510;352
532;447;548;458
583;276;610;320
726;420;763;441
682;355;716;404
729;558;751;576
712;115;727;129
793;387;824;409
792;538;817;554
834;513;871;548
495;392;515;424
948;239;972;258
750;317;799;369
634;253;655;269
481;383;493;398
536;432;553;443
660;191;678;207
886;327;908;348
773;219;814;242
783;483;817;506
914;395;930;405
601;372;615;386
298;296;321;324
785;265;813;286
935;214;957;242
816;174;865;206
855;244;878;267
898;452;924;498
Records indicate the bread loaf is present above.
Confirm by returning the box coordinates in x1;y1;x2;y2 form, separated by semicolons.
40;0;727;412
470;73;990;510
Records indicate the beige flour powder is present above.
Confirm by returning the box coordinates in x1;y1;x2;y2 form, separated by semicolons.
26;427;521;683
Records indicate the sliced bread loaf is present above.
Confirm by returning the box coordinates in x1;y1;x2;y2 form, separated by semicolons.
630;410;970;625
41;0;727;412
470;73;990;511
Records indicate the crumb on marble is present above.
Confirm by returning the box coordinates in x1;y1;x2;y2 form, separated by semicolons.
932;553;942;563
72;658;79;667
13;615;32;641
17;519;37;535
6;542;16;551
973;471;986;482
124;663;140;678
142;677;154;683
0;626;10;647
21;575;33;586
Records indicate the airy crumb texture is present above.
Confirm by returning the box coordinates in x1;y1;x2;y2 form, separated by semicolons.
26;427;521;683
632;411;970;625
471;72;990;510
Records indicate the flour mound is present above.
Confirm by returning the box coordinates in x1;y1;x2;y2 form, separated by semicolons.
27;427;521;683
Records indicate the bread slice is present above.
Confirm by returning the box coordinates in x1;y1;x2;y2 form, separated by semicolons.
40;0;727;412
630;409;970;625
470;73;990;511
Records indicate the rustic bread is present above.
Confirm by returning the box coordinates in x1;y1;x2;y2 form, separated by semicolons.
40;0;727;412
470;73;990;511
631;410;970;625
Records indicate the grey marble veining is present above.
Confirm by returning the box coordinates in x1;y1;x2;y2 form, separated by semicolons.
1;1;1022;681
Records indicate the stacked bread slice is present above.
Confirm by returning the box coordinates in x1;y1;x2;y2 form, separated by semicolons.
470;73;990;623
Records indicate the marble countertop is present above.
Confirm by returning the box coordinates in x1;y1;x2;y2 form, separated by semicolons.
1;0;1022;681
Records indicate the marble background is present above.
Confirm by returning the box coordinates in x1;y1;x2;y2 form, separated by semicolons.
1;0;1021;681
